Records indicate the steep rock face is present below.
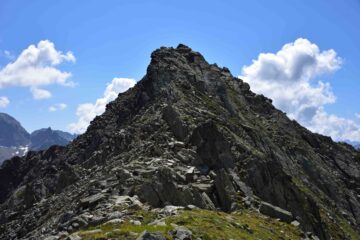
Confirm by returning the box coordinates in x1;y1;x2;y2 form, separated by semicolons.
0;113;30;147
0;45;360;239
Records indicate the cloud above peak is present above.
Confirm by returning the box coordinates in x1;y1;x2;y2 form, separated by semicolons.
68;77;136;134
0;40;75;99
241;38;360;142
0;96;9;108
31;87;52;100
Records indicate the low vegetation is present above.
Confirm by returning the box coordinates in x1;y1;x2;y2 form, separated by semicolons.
76;208;303;240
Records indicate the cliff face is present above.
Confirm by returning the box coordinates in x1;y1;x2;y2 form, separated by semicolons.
0;45;359;240
0;113;30;147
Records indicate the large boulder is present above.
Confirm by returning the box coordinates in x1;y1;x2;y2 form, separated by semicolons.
136;230;166;240
259;201;293;223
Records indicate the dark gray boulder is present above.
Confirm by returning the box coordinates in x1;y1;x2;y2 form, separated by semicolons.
136;230;166;240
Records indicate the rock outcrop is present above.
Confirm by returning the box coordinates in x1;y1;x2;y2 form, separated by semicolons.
0;44;360;240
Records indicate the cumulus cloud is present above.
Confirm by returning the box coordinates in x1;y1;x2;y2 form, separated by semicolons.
31;87;52;100
356;113;360;120
241;38;360;141
0;40;75;99
0;96;9;108
49;103;67;112
68;77;136;134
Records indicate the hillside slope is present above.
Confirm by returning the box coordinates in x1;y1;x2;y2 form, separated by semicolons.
0;45;359;240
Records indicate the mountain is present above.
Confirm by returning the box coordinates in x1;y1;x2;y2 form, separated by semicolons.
0;114;76;163
55;130;78;142
0;45;359;240
343;140;360;150
30;127;77;151
0;113;30;147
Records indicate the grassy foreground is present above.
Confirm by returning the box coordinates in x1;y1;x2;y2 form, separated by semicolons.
76;208;303;240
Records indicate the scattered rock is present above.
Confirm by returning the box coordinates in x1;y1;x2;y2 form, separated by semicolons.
80;193;105;208
170;226;192;240
136;230;166;240
291;220;301;227
259;201;293;223
105;218;124;224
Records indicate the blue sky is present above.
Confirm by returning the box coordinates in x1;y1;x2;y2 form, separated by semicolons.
0;0;359;141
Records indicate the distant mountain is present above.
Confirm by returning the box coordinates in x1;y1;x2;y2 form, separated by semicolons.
55;130;77;142
0;113;30;147
30;127;77;151
342;140;360;150
0;113;76;164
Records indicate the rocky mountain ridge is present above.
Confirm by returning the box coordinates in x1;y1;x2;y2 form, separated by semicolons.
0;44;359;240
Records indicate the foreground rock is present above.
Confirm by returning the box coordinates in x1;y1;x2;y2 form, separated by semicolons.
259;201;293;223
137;231;166;240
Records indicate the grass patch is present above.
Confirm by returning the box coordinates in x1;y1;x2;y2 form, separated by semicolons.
76;208;303;240
78;222;172;240
167;209;302;240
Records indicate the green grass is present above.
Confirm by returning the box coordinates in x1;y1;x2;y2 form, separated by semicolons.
167;209;302;240
76;208;302;240
79;223;172;240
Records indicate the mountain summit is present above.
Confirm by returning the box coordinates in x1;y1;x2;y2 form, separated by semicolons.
30;127;77;151
0;113;30;147
0;45;359;240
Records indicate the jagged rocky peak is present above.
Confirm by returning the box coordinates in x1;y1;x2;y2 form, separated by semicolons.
0;45;360;240
144;43;249;97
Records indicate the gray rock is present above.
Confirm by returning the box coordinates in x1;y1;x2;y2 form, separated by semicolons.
259;201;293;223
136;230;166;240
214;169;237;211
79;193;105;208
66;234;82;240
170;226;192;240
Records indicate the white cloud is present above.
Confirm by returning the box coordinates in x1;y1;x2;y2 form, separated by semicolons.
3;50;15;60
30;87;52;100
0;40;75;99
241;38;360;142
68;77;136;134
49;103;67;112
356;113;360;120
0;96;9;108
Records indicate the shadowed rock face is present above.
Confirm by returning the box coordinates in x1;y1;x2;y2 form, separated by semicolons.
0;113;30;147
0;44;360;239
